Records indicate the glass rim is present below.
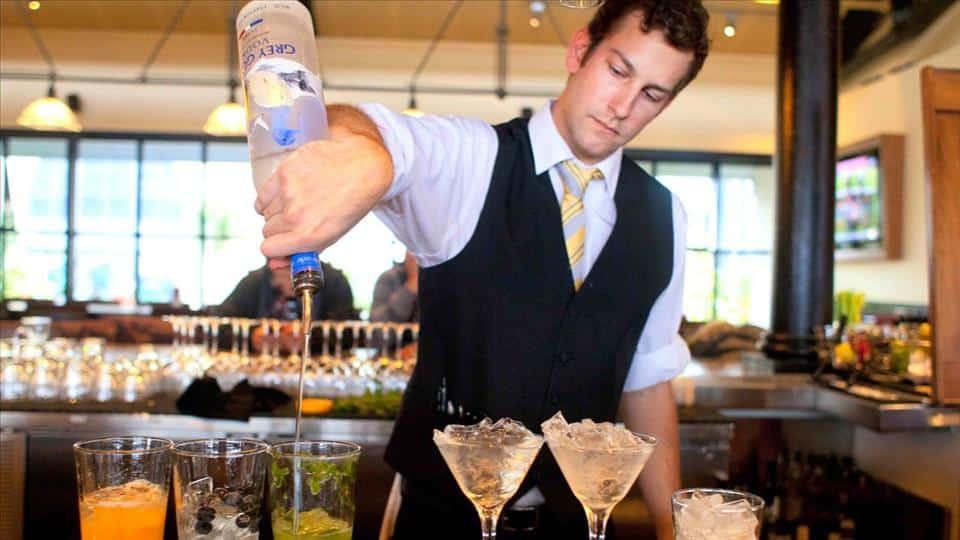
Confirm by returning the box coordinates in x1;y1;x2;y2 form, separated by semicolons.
433;430;545;449
270;440;362;460
671;488;766;512
545;430;658;453
172;438;269;458
73;436;173;456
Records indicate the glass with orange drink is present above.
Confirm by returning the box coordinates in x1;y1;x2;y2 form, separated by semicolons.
74;436;173;540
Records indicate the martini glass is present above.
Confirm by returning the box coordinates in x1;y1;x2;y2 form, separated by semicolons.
542;412;657;540
433;418;543;539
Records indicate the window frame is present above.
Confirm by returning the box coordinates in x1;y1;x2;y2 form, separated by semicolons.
0;129;246;304
625;148;773;322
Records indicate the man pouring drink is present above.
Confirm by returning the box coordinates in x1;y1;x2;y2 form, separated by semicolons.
255;0;710;537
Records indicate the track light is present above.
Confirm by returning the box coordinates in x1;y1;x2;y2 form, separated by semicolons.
723;14;736;38
559;0;603;7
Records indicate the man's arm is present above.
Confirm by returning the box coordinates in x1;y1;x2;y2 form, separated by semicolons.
619;382;680;540
257;103;498;271
256;105;394;268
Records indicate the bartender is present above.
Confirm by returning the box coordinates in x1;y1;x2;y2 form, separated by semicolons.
255;0;708;537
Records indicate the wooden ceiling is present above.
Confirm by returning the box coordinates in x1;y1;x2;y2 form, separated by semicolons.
0;0;890;55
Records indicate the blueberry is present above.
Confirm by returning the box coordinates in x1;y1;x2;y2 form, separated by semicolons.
196;506;216;522
222;491;243;507
240;495;259;514
194;520;213;535
235;513;252;529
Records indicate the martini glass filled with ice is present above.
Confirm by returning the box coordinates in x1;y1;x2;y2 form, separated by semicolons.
433;418;543;539
542;412;657;540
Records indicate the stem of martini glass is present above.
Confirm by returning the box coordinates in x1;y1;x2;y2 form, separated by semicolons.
585;506;612;540
476;505;502;539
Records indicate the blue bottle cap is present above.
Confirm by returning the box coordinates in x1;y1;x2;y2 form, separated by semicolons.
290;252;321;276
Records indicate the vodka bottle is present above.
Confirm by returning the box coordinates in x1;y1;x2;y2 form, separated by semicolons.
236;0;326;301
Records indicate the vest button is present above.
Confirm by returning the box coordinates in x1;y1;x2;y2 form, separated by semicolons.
558;352;572;365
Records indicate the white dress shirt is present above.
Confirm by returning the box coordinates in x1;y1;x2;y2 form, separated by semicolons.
362;101;690;392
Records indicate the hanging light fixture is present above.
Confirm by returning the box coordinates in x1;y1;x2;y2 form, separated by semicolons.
529;0;545;28
15;1;81;131
402;87;424;117
17;82;81;132
204;1;246;136
204;81;247;135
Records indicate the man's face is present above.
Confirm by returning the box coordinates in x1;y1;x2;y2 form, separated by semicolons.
555;12;694;164
270;266;294;297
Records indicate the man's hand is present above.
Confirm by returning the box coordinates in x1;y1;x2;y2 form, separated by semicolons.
619;381;681;540
255;106;394;268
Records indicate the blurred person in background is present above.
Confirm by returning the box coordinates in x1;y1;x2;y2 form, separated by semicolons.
370;251;419;323
217;259;356;353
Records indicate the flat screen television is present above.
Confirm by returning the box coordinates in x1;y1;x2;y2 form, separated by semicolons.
835;135;903;261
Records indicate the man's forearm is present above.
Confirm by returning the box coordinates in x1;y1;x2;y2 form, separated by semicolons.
619;381;681;540
327;104;385;146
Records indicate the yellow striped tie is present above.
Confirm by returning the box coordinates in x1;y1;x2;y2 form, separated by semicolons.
559;160;604;291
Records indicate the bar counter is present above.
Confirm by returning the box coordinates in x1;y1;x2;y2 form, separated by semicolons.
2;352;958;539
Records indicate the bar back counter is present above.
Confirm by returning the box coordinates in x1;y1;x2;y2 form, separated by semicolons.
1;338;957;538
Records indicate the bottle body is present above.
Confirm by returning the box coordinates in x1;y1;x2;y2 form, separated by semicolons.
237;0;325;290
237;0;328;188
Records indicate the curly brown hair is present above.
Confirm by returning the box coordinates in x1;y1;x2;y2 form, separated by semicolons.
584;0;710;95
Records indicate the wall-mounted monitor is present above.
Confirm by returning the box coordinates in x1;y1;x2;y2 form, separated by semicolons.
835;134;904;261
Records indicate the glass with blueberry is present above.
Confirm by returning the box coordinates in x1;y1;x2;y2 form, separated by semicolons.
172;439;269;539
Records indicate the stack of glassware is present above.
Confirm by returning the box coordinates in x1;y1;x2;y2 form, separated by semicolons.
163;316;418;398
0;316;417;404
1;335;167;403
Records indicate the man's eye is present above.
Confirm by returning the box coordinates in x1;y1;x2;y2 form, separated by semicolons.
609;64;626;78
644;90;662;102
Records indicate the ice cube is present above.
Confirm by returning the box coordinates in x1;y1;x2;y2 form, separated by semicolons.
677;490;760;540
540;411;569;439
542;411;651;452
436;417;539;447
186;476;213;506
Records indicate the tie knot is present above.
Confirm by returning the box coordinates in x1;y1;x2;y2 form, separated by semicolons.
560;160;604;199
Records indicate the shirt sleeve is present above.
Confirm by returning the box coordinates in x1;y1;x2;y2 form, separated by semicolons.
622;194;691;392
358;103;499;268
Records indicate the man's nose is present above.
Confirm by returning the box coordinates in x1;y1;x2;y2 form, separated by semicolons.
608;89;636;120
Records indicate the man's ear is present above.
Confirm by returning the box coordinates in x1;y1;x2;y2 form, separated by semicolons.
566;28;592;75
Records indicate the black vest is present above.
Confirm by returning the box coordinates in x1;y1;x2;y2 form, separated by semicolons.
384;117;675;515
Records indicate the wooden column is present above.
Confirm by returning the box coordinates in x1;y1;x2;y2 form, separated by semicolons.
921;67;960;405
762;0;839;368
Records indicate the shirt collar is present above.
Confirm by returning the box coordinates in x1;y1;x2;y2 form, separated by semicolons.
527;100;622;195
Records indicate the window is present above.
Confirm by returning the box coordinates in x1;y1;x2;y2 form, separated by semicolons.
2;138;69;301
1;131;773;326
139;141;204;306
0;132;269;309
630;152;774;327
